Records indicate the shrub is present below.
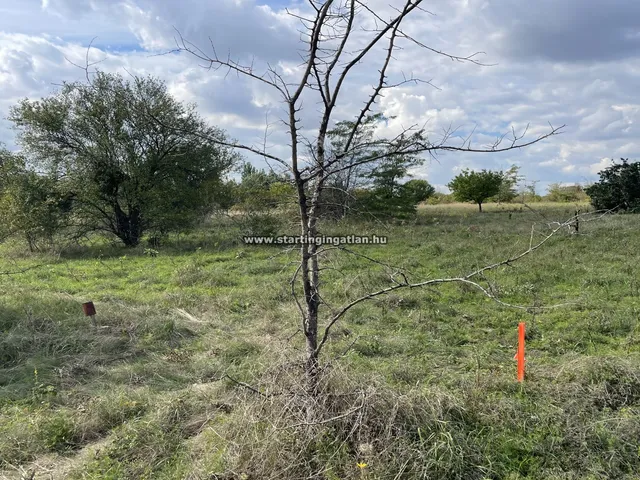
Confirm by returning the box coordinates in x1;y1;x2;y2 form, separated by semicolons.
546;183;589;203
0;153;73;251
586;158;640;211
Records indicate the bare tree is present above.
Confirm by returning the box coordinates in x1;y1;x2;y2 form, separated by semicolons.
171;0;565;393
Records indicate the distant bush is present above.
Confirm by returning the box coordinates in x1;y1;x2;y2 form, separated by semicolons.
228;164;293;239
426;192;455;205
491;165;521;203
237;212;283;238
525;194;544;203
545;183;590;203
353;180;435;219
402;179;436;204
233;163;295;213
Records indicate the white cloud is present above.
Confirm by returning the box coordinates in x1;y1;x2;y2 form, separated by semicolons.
587;158;614;175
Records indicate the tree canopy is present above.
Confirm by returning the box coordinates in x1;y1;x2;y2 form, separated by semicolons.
402;179;436;205
493;165;521;203
448;169;504;211
586;159;640;211
318;114;433;218
9;72;239;246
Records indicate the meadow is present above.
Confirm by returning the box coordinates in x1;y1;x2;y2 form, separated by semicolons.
1;202;639;479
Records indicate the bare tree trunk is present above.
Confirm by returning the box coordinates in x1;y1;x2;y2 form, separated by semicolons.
304;125;329;395
174;0;565;394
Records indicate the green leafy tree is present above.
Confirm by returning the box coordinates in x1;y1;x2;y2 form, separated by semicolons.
0;146;12;193
493;165;521;203
9;72;239;246
319;114;429;219
401;179;435;204
321;114;386;218
358;153;425;218
586;158;640;211
448;169;504;212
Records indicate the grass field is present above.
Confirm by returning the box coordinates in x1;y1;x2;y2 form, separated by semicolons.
1;202;639;479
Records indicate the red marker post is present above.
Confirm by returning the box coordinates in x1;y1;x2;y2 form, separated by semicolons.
82;301;96;326
515;322;526;382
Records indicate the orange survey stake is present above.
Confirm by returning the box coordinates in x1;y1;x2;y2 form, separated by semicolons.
516;322;525;382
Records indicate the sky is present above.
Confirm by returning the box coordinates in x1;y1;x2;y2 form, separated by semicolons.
1;0;639;194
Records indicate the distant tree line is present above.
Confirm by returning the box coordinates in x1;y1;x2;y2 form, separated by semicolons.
1;71;637;250
439;167;593;210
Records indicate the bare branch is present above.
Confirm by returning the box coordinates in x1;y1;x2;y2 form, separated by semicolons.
281;398;365;429
322;124;565;179
64;37;107;83
341;1;404;155
356;1;492;66
0;264;48;276
174;0;573;389
171;29;290;100
144;109;289;169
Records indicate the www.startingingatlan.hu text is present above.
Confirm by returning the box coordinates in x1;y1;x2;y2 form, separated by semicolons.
242;235;388;246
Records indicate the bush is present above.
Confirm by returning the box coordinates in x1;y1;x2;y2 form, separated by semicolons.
426;192;455;205
586;158;640;211
354;188;416;219
545;183;589;203
234;163;295;213
0;153;73;251
39;413;79;452
352;180;435;219
238;212;282;238
402;179;436;204
208;365;485;480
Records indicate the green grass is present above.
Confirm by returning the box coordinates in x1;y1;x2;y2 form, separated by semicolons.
1;203;639;479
